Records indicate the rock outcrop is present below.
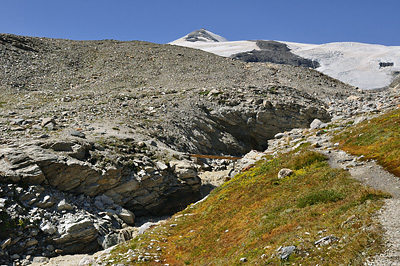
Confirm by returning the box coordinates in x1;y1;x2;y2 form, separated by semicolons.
0;139;201;216
0;136;204;263
232;40;320;69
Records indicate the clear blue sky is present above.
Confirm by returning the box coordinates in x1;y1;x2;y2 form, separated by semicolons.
1;0;399;46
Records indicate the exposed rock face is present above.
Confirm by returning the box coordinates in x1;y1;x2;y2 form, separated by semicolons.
390;74;400;90
157;85;332;156
0;140;201;216
232;41;320;69
51;218;99;254
183;28;228;43
0;33;355;157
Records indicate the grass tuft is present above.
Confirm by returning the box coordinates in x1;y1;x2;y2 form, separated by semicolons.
297;189;345;208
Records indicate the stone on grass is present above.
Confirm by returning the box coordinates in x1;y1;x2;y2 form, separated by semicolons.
314;235;338;246
278;168;293;179
278;245;296;260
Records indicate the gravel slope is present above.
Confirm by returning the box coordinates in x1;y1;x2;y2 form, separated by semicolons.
0;33;356;156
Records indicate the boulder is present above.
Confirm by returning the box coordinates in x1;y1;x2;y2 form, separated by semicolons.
41;117;56;127
54;218;98;245
116;208;135;225
170;160;198;179
274;132;288;139
57;199;74;211
0;148;46;184
36;195;56;208
278;168;293;179
278;245;296;260
40;222;57;235
310;119;327;129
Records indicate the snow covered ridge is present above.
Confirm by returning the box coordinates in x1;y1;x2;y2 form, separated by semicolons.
170;29;400;90
170;28;228;43
285;41;400;90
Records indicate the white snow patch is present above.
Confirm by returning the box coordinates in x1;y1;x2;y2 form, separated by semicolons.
283;41;400;90
170;40;260;57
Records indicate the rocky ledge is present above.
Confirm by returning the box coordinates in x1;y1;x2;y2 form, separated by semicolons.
0;137;203;264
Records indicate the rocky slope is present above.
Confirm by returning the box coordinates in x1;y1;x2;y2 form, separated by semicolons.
75;89;399;265
0;33;371;265
0;33;356;156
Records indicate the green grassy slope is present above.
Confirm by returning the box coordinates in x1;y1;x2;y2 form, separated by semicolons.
104;148;388;265
335;108;400;177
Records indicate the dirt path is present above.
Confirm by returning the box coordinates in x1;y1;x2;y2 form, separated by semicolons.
30;248;112;266
319;148;400;198
29;255;87;266
316;143;400;265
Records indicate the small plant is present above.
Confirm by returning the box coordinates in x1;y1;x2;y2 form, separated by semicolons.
268;86;278;94
198;90;210;96
18;219;25;228
291;150;327;170
297;189;345;208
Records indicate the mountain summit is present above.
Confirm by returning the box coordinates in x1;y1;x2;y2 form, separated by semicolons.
171;28;228;43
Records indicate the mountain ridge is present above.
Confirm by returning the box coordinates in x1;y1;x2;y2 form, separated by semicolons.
170;29;400;90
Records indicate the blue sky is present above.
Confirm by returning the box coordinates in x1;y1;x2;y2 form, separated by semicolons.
1;0;399;45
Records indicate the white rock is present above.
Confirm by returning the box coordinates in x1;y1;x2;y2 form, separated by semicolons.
32;257;50;264
310;119;327;129
79;257;95;266
170;160;197;179
274;132;287;139
57;199;74;211
116;208;135;225
40;222;57;235
278;168;293;179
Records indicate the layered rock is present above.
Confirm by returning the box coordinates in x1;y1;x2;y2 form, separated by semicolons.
0;139;201;216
